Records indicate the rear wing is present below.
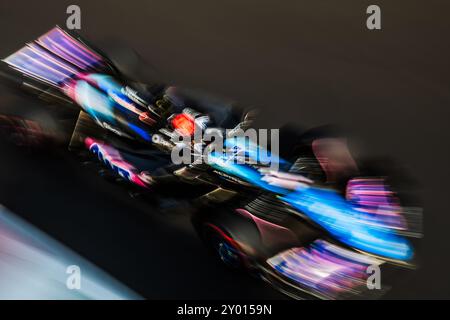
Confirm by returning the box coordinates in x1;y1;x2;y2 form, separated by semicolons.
2;26;115;88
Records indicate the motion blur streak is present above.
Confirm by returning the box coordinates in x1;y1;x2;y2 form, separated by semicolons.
267;240;384;299
0;205;141;299
2;27;104;87
346;178;407;230
282;187;413;261
36;27;104;70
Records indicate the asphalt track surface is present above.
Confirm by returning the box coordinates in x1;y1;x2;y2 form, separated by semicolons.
0;0;449;298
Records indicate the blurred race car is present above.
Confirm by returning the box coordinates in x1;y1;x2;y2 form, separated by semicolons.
1;26;422;299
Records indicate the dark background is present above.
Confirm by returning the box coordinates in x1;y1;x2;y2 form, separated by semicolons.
0;0;449;298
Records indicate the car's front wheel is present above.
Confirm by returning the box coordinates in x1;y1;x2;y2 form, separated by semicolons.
202;223;247;270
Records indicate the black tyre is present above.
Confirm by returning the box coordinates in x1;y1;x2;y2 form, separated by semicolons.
201;222;247;270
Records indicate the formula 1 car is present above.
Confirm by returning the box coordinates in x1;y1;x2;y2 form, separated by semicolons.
1;26;422;299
